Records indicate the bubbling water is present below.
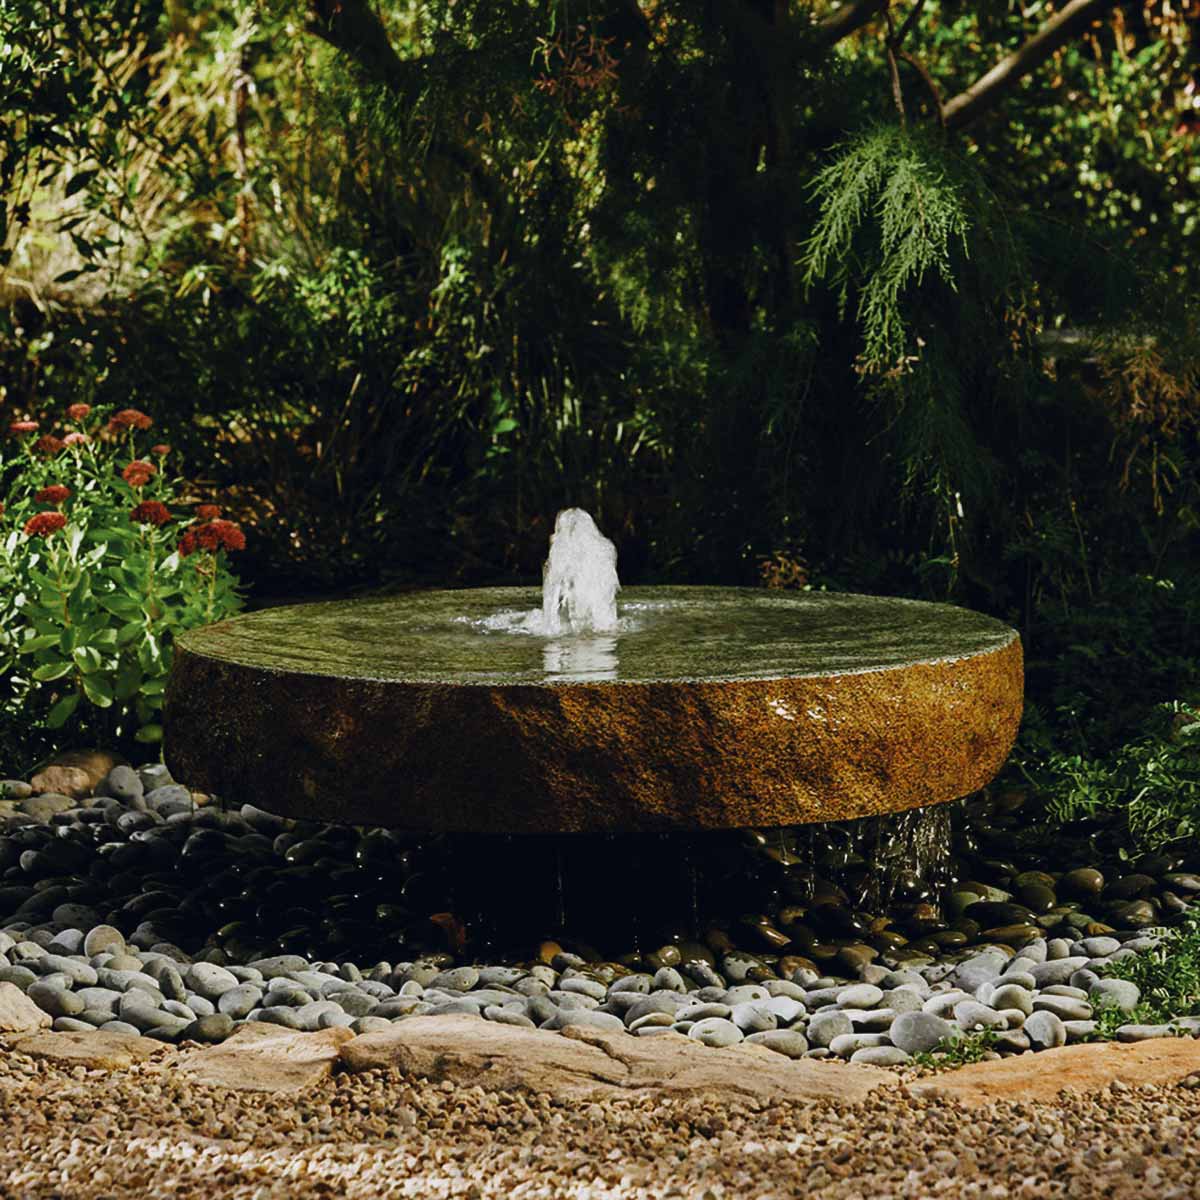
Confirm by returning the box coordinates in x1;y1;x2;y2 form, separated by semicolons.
540;508;620;635
471;507;622;639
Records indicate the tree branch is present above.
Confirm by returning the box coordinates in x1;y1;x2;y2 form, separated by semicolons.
891;0;927;50
899;50;945;127
884;4;907;126
811;0;887;50
942;0;1113;130
306;0;407;89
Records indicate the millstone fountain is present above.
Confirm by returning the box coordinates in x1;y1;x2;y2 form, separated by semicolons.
164;510;1022;837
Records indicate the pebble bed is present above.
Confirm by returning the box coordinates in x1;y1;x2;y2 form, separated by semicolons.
1;757;1198;1063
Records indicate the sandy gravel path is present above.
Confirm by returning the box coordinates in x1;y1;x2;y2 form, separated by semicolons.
0;1040;1194;1200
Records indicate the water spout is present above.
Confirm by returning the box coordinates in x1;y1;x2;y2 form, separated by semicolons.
540;508;620;635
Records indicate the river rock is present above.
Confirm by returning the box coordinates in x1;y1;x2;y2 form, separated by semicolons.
27;982;84;1019
807;1010;854;1048
1030;958;1089;988
1024;1010;1067;1049
954;952;1007;994
1089;978;1141;1012
30;750;121;799
744;1029;809;1058
186;962;240;1000
730;1003;776;1033
1033;995;1093;1022
954;1001;1006;1031
851;1046;911;1066
1116;1024;1177;1042
988;984;1033;1015
837;983;883;1009
103;765;144;805
891;1011;958;1056
0;981;52;1032
83;926;127;958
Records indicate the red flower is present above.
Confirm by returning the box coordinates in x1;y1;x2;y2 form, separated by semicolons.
34;485;71;505
122;459;157;488
33;435;65;456
151;443;171;456
66;403;91;421
63;431;90;446
181;518;245;555
218;520;246;552
195;504;221;520
8;420;38;435
130;500;171;527
23;511;67;538
108;408;153;432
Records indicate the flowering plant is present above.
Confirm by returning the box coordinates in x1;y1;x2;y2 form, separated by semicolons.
0;404;245;743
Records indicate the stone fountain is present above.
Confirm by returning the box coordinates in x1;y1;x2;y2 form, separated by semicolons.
163;510;1022;834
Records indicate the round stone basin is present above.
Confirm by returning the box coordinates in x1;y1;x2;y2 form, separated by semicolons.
163;587;1023;834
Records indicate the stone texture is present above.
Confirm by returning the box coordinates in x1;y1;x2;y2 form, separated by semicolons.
337;1014;894;1103
29;749;123;799
12;1030;163;1069
0;981;52;1033
175;1021;354;1094
911;1040;1200;1106
164;588;1022;833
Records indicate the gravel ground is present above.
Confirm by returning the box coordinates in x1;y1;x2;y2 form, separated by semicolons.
0;1046;1194;1199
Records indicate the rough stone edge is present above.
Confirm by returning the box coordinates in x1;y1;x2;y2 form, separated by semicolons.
164;634;1023;833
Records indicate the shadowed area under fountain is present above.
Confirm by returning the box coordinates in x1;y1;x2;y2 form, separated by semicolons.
164;587;1023;834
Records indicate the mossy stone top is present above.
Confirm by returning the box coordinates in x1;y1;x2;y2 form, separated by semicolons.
164;587;1023;833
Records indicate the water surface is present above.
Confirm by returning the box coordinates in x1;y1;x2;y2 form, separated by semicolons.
178;587;1018;685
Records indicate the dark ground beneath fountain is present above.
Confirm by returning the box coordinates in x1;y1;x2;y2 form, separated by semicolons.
1;765;1189;974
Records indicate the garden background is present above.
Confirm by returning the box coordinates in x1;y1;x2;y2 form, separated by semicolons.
2;0;1199;849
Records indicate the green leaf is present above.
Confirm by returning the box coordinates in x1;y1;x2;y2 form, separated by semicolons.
116;620;143;646
19;634;60;654
113;661;142;700
134;723;163;744
32;660;74;681
45;692;81;729
81;674;114;707
100;594;140;616
73;645;102;673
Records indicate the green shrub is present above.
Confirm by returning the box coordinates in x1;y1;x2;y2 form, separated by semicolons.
0;403;244;748
1098;907;1200;1023
1012;700;1200;851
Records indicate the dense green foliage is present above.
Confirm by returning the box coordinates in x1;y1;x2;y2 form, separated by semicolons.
1101;905;1200;1022
1;1;1199;814
0;404;243;763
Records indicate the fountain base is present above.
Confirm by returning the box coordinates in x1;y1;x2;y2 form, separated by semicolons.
164;587;1022;833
